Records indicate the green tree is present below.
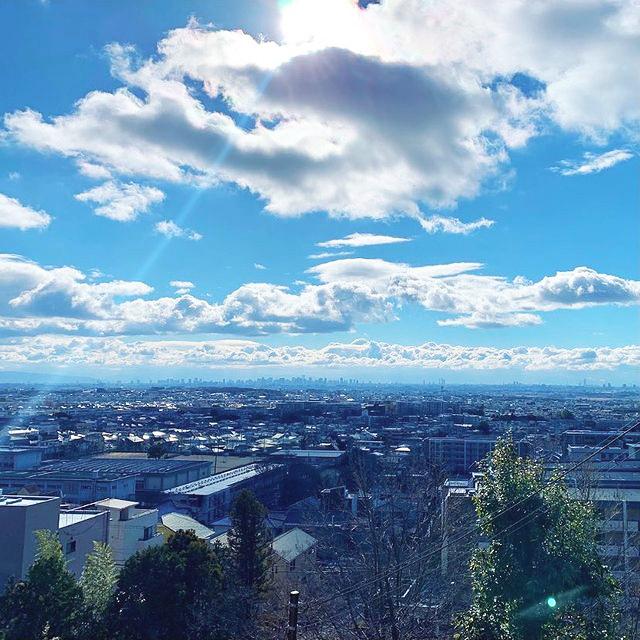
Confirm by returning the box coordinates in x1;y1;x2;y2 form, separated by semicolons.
455;437;621;640
147;440;169;459
109;530;224;640
78;542;118;639
228;490;271;592
0;530;83;640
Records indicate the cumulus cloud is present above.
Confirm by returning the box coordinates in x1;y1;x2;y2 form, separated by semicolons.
170;280;194;295
552;149;634;176
317;232;410;248
0;193;51;230
0;254;638;337
0;336;636;373
0;254;152;324
5;2;637;227
15;1;640;225
307;258;640;328
155;220;202;240
75;181;165;221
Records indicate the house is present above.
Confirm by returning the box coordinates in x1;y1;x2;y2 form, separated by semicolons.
271;527;317;587
160;512;216;541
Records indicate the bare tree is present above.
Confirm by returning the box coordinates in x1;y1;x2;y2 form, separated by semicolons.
296;451;453;640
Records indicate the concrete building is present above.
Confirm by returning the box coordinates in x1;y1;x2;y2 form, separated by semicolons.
269;449;345;468
427;437;530;474
0;447;43;471
163;463;284;523
0;493;109;585
42;457;213;503
0;469;137;504
0;494;60;587
58;509;109;577
94;499;163;567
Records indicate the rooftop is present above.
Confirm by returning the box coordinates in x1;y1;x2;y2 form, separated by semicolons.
42;457;210;475
165;463;281;496
270;449;344;458
0;494;59;507
161;512;215;539
272;527;317;562
95;498;139;510
59;511;104;527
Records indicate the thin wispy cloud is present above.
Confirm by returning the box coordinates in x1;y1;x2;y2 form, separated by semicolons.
317;233;411;248
254;263;267;270
308;251;354;260
552;149;634;176
417;214;494;235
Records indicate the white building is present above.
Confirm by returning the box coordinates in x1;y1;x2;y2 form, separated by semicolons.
94;498;163;567
0;493;108;585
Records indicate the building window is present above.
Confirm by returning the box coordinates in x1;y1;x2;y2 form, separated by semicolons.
65;540;76;555
142;526;155;541
289;560;296;571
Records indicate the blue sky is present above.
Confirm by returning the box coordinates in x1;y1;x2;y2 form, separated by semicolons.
0;0;638;383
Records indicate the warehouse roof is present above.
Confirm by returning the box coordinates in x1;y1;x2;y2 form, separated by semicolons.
40;457;210;475
165;463;282;496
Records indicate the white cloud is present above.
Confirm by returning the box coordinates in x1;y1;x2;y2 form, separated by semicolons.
76;159;112;179
0;254;637;338
0;335;636;373
552;149;634;176
170;280;194;295
0;253;152;325
8;172;20;181
308;251;354;260
307;258;640;328
75;181;164;222
0;11;534;227
317;232;411;248
6;3;637;225
417;214;495;234
0;193;51;230
155;220;202;240
254;263;267;270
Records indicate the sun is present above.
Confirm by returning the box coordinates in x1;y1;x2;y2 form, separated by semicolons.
279;0;365;49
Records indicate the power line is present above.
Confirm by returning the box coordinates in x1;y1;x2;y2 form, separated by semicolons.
300;448;640;629
305;419;640;610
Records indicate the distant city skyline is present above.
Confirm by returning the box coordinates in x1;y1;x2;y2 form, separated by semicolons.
0;0;638;383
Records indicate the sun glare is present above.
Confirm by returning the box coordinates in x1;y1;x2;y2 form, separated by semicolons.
279;0;365;49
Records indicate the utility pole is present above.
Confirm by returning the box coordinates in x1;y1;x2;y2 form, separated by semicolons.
286;590;300;640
